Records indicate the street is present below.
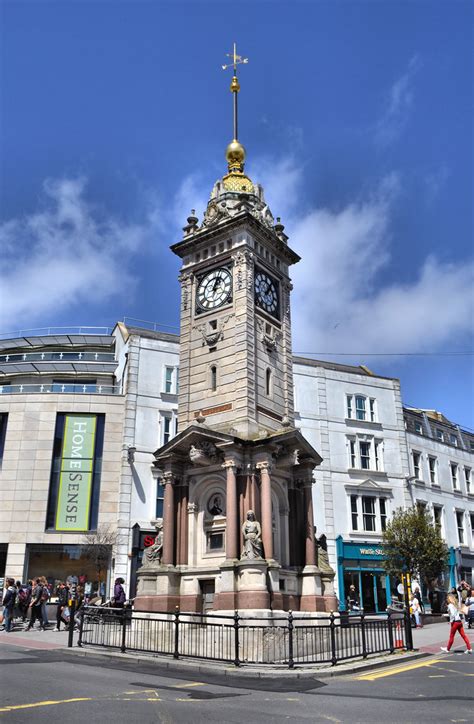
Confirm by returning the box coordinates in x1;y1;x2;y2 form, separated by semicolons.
0;638;473;723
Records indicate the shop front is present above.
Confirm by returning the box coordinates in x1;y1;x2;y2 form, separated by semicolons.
25;544;111;599
336;537;396;613
456;549;474;587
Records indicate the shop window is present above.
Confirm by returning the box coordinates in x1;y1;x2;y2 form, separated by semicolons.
0;413;7;462
46;413;104;532
456;511;465;545
156;480;164;518
451;463;458;490
428;456;437;485
412;451;421;479
26;544;110;598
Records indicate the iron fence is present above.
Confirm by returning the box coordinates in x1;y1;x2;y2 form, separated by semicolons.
78;607;412;668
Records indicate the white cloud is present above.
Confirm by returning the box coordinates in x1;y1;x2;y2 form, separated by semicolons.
375;55;422;147
0;178;156;332
259;160;473;359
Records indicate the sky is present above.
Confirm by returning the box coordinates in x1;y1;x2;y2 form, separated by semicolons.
1;0;473;429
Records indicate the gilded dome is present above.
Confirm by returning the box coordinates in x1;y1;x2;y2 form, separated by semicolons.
225;139;246;169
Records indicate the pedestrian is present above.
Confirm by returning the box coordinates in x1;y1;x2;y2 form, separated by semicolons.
465;588;474;630
411;594;422;628
412;586;424;613
1;578;17;632
26;578;46;631
16;580;31;623
113;578;126;608
440;593;472;654
54;581;69;631
39;576;50;627
457;580;471;604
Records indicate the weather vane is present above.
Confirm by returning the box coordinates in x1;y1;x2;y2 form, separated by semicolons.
222;43;249;142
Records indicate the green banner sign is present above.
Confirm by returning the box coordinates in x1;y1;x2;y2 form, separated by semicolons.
55;415;97;531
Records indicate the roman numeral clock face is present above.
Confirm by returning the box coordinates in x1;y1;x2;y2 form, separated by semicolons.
254;269;280;318
196;268;232;313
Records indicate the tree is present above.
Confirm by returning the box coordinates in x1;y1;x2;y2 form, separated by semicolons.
382;506;449;590
82;524;121;597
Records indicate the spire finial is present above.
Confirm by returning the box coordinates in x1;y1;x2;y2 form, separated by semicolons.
222;43;248;173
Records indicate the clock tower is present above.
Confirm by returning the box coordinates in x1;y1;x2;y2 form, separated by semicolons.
136;46;336;614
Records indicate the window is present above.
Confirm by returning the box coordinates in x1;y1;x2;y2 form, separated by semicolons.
210;366;217;392
380;498;387;531
164;367;174;393
428;456;437;484
369;398;376;422
465;468;471;495
374;441;382;471
356;396;366;420
436;429;444;442
412;451;421;479
451;463;458;490
207;532;224;552
414;421;423;435
359;441;371;470
456;511;465;545
450;433;458;447
347;396;353;419
0;413;8;461
470;441;474;454
362;496;376;531
265;368;272;397
351;495;358;530
156;480;164;518
0;382;11;394
471;513;474;540
433;505;443;530
349;440;356;468
162;416;172;445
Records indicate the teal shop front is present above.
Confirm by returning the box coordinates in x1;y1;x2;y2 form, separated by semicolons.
336;536;395;613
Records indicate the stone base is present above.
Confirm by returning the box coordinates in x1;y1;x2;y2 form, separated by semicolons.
300;594;332;612
213;591;238;610
235;559;270;610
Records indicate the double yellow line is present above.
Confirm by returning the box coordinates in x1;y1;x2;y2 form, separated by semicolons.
356;657;442;681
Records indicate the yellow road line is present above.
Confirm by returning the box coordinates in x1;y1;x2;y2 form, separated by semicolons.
356;657;442;680
173;682;206;688
0;697;92;713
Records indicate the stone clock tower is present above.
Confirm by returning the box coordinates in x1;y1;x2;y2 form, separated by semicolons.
136;46;336;614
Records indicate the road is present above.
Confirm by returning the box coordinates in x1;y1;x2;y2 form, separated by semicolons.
0;640;473;723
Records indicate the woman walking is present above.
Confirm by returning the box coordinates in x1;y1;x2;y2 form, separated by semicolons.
440;593;472;654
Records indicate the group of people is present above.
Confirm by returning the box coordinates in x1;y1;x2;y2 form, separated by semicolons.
1;577;84;632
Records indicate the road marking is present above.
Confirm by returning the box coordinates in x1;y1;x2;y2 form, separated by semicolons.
428;675;445;678
173;682;205;688
431;664;474;677
0;697;92;712
123;689;157;694
356;657;442;680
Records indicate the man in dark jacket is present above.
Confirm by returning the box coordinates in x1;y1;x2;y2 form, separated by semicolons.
26;578;46;631
2;578;17;632
54;582;69;631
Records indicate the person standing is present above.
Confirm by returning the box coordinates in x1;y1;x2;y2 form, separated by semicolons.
2;578;17;632
113;578;126;608
54;582;69;631
411;595;422;628
466;588;474;630
412;586;424;613
39;576;50;627
440;593;472;654
26;578;46;631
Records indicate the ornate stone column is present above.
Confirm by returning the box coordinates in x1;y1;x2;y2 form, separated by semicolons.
257;461;273;561
223;459;238;560
303;482;316;566
162;472;176;565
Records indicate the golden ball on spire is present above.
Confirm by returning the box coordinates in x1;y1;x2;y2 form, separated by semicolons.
225;139;246;169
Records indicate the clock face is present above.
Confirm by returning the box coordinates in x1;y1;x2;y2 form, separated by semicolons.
255;270;279;317
196;267;232;312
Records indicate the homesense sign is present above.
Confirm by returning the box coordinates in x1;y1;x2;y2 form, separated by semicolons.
55;415;97;531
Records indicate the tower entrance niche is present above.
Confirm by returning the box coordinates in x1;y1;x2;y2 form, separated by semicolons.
136;45;336;614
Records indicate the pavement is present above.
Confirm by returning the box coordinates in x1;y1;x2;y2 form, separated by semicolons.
0;624;473;723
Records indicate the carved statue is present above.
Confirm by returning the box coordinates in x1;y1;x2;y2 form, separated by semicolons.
241;510;263;560
314;528;334;573
142;520;163;568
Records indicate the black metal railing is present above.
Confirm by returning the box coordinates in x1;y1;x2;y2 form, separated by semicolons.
78;607;412;668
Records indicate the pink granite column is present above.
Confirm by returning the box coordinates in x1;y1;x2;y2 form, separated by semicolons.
162;472;175;565
223;460;238;560
303;482;316;566
257;461;273;560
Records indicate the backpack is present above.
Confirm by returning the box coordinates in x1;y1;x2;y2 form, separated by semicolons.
40;587;50;602
18;587;29;604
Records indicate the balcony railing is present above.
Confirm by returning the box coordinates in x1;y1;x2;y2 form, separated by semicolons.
0;326;114;340
0;383;120;395
0;351;116;364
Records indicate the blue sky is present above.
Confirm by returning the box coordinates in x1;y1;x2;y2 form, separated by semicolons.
1;0;473;428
